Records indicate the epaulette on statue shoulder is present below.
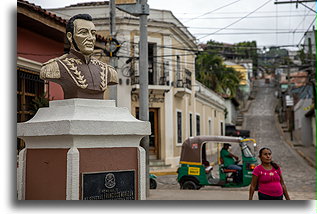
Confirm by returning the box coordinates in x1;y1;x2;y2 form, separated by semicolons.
40;55;67;79
107;64;116;71
42;54;67;66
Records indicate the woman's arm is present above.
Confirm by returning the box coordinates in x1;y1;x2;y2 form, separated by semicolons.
280;173;290;200
249;175;258;200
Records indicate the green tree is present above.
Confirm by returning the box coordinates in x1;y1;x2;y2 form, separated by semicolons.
30;93;49;115
235;41;258;74
196;51;241;98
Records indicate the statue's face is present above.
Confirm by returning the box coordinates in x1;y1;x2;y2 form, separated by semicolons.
71;19;96;55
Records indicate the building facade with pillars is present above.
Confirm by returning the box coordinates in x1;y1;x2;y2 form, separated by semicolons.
45;1;226;168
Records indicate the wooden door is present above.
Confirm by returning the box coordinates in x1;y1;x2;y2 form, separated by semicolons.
136;108;159;158
149;108;159;156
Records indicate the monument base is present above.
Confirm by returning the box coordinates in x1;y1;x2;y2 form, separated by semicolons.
17;99;150;200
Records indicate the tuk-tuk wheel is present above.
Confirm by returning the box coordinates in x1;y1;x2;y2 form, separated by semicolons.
181;180;198;190
150;178;157;189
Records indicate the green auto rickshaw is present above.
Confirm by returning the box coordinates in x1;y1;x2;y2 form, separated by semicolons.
177;136;257;190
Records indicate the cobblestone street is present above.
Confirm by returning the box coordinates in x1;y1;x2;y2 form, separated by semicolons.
152;79;316;200
244;79;315;195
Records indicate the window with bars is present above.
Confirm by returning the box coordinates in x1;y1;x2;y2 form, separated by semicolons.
189;113;193;137
177;111;182;144
17;68;45;152
196;114;200;136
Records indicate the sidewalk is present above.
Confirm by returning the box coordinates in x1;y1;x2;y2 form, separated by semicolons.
147;189;255;200
275;114;316;169
147;189;315;200
150;167;178;176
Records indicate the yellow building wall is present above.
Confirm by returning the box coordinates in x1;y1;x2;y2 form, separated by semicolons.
226;64;248;86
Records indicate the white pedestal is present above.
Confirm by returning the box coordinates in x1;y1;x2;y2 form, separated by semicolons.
17;99;150;200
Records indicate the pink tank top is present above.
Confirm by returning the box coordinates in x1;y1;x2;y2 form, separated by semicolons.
252;165;283;197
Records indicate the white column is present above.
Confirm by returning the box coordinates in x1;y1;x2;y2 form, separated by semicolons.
185;95;189;138
163;35;174;163
202;105;206;135
66;147;80;200
138;147;146;200
17;148;26;200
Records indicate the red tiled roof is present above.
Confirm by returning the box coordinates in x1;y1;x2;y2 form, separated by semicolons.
18;0;67;25
17;0;106;42
290;71;308;77
66;1;108;8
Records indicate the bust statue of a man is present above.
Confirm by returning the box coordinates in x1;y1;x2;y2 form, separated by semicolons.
40;14;118;99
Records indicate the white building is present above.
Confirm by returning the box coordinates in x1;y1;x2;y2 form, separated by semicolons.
303;30;316;55
49;1;226;169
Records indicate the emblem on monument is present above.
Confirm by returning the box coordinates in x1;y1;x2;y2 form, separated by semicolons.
104;173;116;189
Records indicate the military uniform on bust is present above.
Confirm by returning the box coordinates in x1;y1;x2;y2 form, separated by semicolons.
40;13;118;100
41;49;118;99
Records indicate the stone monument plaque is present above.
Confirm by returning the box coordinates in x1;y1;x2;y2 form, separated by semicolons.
82;170;135;200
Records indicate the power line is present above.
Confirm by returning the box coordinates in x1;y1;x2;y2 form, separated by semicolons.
183;0;243;23
188;27;308;31
129;41;199;53
198;0;273;40
297;15;317;45
274;0;316;4
299;2;317;12
193;31;307;35
173;9;310;15
176;14;316;20
291;3;312;33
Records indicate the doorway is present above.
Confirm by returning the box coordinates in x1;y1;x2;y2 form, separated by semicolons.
136;108;159;158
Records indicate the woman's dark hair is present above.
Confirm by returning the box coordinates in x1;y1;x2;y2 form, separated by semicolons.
259;147;280;170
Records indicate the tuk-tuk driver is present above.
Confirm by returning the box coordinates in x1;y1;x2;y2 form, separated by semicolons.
220;143;242;183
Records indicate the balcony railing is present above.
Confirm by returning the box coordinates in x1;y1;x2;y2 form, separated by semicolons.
175;69;192;90
131;71;169;86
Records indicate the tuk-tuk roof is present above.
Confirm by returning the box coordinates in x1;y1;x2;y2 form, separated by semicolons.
179;136;255;164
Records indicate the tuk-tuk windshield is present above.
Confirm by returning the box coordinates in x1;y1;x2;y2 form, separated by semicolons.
240;142;253;158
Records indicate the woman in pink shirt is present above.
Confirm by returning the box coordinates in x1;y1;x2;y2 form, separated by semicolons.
249;147;290;200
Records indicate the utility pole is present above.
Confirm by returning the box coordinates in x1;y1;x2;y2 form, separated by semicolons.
286;59;294;140
307;26;316;110
274;0;316;12
287;59;290;95
274;0;316;4
312;26;316;109
138;0;150;197
109;0;118;103
115;0;150;196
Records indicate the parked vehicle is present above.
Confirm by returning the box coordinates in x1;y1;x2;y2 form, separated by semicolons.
177;136;257;190
225;124;250;138
150;174;157;189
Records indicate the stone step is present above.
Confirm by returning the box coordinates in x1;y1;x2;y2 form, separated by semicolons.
149;154;157;160
149;159;172;171
149;159;166;166
150;164;172;172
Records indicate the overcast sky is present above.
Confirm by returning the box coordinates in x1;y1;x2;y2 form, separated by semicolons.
24;0;317;50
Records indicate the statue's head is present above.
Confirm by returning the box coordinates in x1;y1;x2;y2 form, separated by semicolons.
66;14;96;55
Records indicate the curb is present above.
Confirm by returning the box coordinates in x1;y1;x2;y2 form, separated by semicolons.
150;171;178;176
295;148;316;168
